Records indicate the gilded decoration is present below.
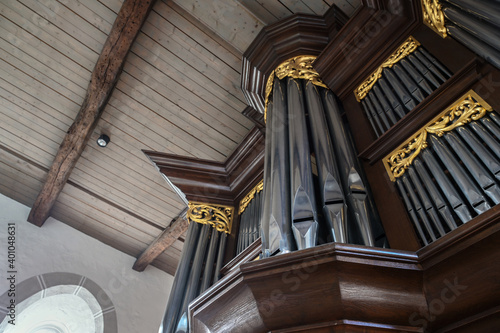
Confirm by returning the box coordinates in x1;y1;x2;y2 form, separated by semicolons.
383;90;493;181
187;202;234;234
354;36;421;102
264;55;328;122
422;0;447;38
238;179;264;215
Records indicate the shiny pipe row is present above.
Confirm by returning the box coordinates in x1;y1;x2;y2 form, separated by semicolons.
161;222;227;333
260;77;385;257
237;191;263;255
397;112;500;246
361;46;451;137
442;0;500;70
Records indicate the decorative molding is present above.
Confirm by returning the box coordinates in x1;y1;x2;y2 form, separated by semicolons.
241;14;331;115
383;90;493;181
265;55;328;121
187;202;234;234
421;0;447;38
354;36;421;102
238;179;263;215
144;126;265;207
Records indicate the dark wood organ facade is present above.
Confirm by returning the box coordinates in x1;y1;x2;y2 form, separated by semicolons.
149;1;500;332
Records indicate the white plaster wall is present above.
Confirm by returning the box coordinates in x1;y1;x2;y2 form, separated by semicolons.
0;193;173;333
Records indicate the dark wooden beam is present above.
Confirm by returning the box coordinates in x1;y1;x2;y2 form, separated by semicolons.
27;0;156;226
133;212;189;272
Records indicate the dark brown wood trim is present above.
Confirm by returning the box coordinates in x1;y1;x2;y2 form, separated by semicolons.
220;237;261;277
133;211;188;272
242;106;265;132
27;0;157;226
314;0;421;100
417;204;500;270
190;215;500;332
144;126;265;207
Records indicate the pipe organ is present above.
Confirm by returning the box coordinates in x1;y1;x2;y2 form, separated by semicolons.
151;1;500;332
259;57;386;256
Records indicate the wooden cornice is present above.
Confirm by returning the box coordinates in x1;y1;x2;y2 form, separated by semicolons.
242;106;265;133
27;0;156;226
241;13;331;114
314;0;421;100
144;126;265;207
132;210;188;272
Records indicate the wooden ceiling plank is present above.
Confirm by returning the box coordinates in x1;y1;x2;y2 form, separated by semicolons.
0;80;72;131
52;205;148;258
128;46;249;137
56;0;114;34
0;130;55;168
147;9;241;82
140;18;246;104
57;188;161;240
109;85;223;161
115;76;228;159
0;110;61;157
133;213;189;272
237;0;278;25
0;64;80;121
255;0;293;20
0;21;91;87
164;1;242;66
132;32;248;115
100;0;125;15
27;0;157;227
0;87;68;139
301;0;331;15
0;45;84;107
73;148;184;217
18;0;107;53
2;1;97;70
279;0;315;14
0;36;87;100
104;97;196;157
124;55;243;145
69;162;182;225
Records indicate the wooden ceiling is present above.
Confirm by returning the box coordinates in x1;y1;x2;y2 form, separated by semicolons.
0;0;360;275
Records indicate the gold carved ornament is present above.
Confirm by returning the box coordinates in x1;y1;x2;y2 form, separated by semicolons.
187;202;234;234
238;179;264;215
422;0;448;38
383;90;493;181
354;36;421;102
264;55;328;122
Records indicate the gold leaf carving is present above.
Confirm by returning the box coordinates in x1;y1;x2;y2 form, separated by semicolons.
422;0;447;38
187;202;234;234
354;36;421;102
384;90;493;181
238;179;264;215
264;55;327;122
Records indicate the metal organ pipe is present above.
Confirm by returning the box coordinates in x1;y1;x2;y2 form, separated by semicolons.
322;90;376;246
268;77;294;254
287;78;319;250
161;222;201;333
260;101;273;257
305;82;347;243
